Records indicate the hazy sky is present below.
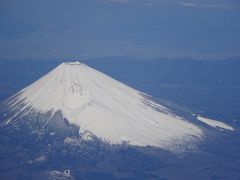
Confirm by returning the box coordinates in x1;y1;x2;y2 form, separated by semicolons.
0;0;239;60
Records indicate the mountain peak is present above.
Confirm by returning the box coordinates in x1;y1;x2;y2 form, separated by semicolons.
62;61;81;66
4;62;203;151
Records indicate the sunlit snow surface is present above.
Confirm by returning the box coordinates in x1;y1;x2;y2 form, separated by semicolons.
197;116;234;131
7;61;203;150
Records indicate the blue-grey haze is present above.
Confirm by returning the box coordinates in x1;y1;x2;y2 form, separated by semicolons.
0;0;240;60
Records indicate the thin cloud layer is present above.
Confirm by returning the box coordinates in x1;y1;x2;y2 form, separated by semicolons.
0;0;239;59
179;1;239;10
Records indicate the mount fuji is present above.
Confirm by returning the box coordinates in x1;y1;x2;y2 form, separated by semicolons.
0;61;239;180
1;61;203;151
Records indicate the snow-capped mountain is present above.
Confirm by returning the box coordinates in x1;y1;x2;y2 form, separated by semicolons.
0;61;239;180
2;61;203;151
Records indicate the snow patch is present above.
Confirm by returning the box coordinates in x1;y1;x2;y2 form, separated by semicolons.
197;116;234;131
64;137;81;146
35;155;46;162
48;170;73;180
28;155;46;164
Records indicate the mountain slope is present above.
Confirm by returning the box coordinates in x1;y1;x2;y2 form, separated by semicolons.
2;61;202;150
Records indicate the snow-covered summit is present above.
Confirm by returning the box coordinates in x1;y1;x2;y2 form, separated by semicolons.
64;61;81;65
6;61;203;150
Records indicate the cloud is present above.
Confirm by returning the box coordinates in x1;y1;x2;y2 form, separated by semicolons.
112;0;128;3
110;0;239;9
110;0;164;6
179;2;196;7
179;2;238;10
